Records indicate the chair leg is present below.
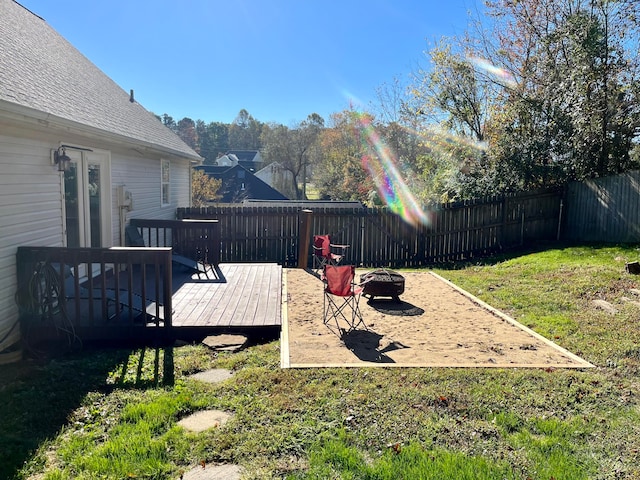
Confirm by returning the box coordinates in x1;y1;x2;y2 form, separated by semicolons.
314;256;327;274
349;295;366;330
323;293;365;331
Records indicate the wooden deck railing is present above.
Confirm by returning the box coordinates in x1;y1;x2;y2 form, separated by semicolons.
16;246;173;346
129;218;220;266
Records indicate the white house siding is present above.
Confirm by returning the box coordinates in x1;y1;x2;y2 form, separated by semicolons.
255;162;293;198
0;134;64;362
254;166;274;185
0;135;194;363
172;159;191;208
110;154;193;245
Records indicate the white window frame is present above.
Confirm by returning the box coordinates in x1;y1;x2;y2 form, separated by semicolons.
161;159;171;206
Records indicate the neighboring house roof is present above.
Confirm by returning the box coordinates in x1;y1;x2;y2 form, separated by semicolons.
197;165;232;175
242;200;365;209
226;150;261;163
215;153;258;172
224;150;263;172
195;164;288;202
215;154;240;167
0;0;201;161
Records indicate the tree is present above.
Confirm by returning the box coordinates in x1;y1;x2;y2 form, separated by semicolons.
228;109;263;149
313;110;375;202
297;113;325;198
408;0;640;199
191;169;221;207
261;113;324;199
196;120;229;164
412;40;492;143
372;77;458;204
176;117;197;150
373;78;425;170
161;114;177;132
483;0;640;183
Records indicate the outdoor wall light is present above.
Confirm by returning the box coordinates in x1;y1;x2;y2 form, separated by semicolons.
54;146;71;172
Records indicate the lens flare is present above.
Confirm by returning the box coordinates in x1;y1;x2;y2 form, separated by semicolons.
467;55;516;88
355;113;430;227
420;125;488;152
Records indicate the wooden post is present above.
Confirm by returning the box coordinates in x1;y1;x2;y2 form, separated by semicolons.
297;209;313;269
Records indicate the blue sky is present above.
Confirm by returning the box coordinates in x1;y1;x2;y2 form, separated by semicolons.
22;0;483;126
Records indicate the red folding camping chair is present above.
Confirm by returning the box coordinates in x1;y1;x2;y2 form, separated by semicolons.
322;264;367;331
312;234;349;272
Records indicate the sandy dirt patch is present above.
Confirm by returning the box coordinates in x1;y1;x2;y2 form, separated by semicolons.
282;268;593;369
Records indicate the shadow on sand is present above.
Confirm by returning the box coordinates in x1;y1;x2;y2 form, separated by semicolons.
366;299;425;316
340;329;410;363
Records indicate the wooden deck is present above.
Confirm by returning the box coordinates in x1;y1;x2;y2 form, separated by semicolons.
168;263;282;339
17;247;283;347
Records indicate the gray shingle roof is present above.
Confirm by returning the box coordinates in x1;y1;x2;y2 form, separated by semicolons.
226;150;259;162
0;0;201;160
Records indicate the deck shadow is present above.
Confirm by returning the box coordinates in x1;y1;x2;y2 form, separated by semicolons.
170;263;227;283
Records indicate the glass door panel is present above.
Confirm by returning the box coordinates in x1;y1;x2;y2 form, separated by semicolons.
64;160;81;248
62;149;111;279
88;164;102;247
63;150;110;249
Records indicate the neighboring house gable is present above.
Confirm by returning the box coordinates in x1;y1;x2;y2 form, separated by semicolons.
255;162;295;199
195;164;288;203
215;153;239;167
0;0;201;362
225;150;263;172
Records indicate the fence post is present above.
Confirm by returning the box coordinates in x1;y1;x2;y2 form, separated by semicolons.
298;209;313;269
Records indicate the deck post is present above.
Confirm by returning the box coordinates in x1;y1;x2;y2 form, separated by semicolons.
297;209;313;269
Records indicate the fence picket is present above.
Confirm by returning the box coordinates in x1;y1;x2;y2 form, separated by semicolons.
178;189;562;267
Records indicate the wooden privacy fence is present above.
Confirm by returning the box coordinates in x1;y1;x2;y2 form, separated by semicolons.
564;170;640;243
179;189;562;267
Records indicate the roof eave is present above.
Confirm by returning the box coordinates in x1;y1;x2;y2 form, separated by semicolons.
0;100;203;162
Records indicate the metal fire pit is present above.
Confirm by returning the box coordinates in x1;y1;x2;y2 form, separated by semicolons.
360;269;405;302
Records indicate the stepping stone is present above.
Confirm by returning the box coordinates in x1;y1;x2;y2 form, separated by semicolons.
626;261;640;274
620;297;640;307
188;369;233;384
177;410;232;433
202;334;248;352
592;299;618;314
180;464;241;479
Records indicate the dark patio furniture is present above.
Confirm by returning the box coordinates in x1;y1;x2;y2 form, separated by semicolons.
360;269;405;303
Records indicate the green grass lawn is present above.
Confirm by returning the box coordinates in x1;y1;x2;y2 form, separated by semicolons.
2;243;640;479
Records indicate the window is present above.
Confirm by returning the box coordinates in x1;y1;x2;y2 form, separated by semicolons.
161;159;170;205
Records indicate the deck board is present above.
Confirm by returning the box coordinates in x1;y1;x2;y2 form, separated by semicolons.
211;264;247;327
225;264;259;327
262;265;282;326
217;264;254;326
170;263;282;330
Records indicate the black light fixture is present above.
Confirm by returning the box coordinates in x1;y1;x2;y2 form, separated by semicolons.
54;146;71;172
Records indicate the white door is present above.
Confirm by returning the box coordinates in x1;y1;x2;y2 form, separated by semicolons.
63;149;111;248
